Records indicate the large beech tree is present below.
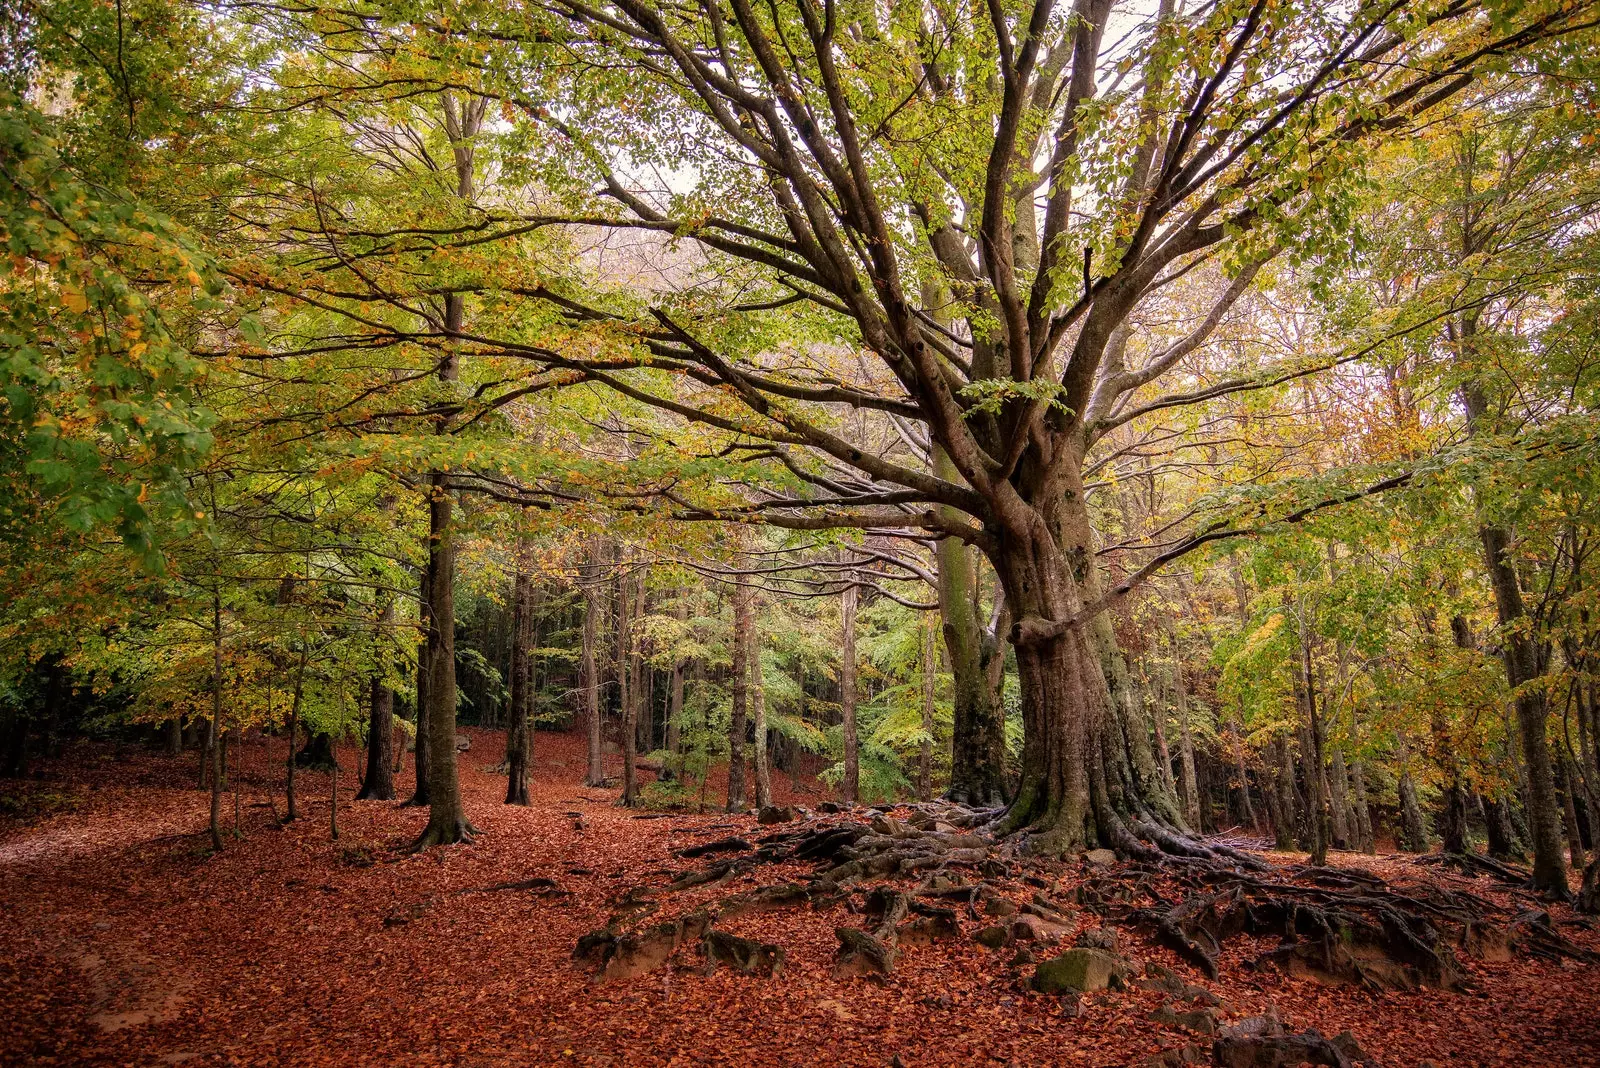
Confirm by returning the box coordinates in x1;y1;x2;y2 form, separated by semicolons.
399;0;1591;851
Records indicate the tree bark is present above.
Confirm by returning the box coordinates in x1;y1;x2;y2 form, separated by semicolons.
919;614;937;802
415;465;470;846
664;595;686;781
505;559;532;806
1349;757;1375;854
619;557;639;807
209;587;225;853
934;450;1007;807
838;564;859;805
406;565;432;807
166;717;183;756
753;608;773;810
582;553;606;787
1167;641;1201;831
357;599;396;801
727;576;751;812
1398;746;1430;853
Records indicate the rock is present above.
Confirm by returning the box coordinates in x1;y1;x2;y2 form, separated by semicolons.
702;930;785;977
897;912;961;946
869;814;911;837
833;927;897;978
1182;984;1220;1007
1030;948;1131;994
1150;1002;1217;1036
454;734;471;752
1010;947;1037;967
984;897;1019;917
1211;1028;1375;1068
1219;1014;1284;1040
1084;848;1117;868
1010;913;1071;943
1142;961;1187;995
757;805;797;825
817;801;843;814
1074;926;1118;952
974;924;1012;949
1141;1045;1205;1067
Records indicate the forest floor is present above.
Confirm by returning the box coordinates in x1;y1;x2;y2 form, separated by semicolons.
2;729;1597;1068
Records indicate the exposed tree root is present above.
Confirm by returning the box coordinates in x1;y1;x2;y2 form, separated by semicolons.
577;802;1596;993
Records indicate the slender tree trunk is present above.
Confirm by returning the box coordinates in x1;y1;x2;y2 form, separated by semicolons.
619;558;639;807
505;560;532;806
583;560;605;787
209;588;225;853
1168;645;1201;831
1295;634;1330;865
1147;665;1175;797
357;600;396;801
665;596;686;781
918;615;937;802
838;566;859;805
166;717;183;756
727;576;751;812
406;567;432;807
753;615;772;810
1561;756;1585;871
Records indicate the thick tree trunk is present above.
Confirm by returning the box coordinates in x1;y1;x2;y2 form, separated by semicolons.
1561;757;1585;872
1327;744;1352;850
582;560;606;787
1300;641;1330;866
1349;757;1374;853
505;564;532;806
166;717;183;756
1147;666;1175;798
838;568;859;804
1440;780;1471;855
1272;735;1299;851
357;600;397;801
727;577;751;812
934;451;1008;807
1483;793;1521;859
1398;762;1430;853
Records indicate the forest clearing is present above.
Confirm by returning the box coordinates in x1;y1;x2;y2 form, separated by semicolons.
5;0;1600;1064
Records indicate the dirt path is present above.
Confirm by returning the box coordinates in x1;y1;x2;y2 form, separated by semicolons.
2;730;1598;1067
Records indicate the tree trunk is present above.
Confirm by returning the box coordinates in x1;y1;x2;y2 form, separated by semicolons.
1483;793;1521;859
1398;765;1430;853
582;557;606;787
619;558;639;807
753;614;773;810
1327;744;1352;850
166;717;183;756
357;600;396;801
934;450;1007;807
727;576;751;812
665;596;686;781
1169;649;1201;831
1273;735;1299;851
406;567;432;807
838;566;859;805
1147;665;1176;798
209;588;225;852
1349;758;1374;853
1561;756;1585;872
919;615;937;802
415;464;471;847
505;562;532;806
